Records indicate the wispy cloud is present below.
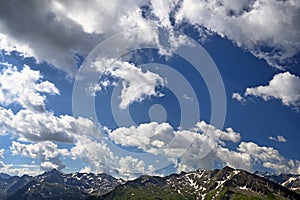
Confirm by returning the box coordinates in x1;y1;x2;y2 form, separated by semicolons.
268;135;287;143
232;92;245;103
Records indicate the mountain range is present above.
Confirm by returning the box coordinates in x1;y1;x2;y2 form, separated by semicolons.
0;167;299;199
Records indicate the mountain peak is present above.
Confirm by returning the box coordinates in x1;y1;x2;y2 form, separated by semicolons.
222;166;234;171
48;168;60;173
40;168;63;176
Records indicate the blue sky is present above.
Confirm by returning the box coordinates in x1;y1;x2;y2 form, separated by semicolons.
0;0;299;178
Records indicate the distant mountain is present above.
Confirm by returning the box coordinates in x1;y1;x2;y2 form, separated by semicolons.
35;169;124;196
91;166;300;200
1;167;300;199
0;174;33;199
7;180;88;200
0;173;11;180
255;171;300;194
0;169;123;200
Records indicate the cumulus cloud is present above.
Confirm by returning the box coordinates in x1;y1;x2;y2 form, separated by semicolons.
70;135;116;174
0;108;98;143
2;114;99;173
11;141;69;171
211;141;300;174
268;135;287;143
109;122;174;153
237;142;299;173
150;0;175;29
70;135;150;179
215;146;251;171
0;0;159;76
87;83;102;97
232;92;245;103
60;0;184;57
0;65;101;172
176;0;300;69
93;60;165;109
0;65;98;143
233;72;300;110
0;65;59;112
245;72;300;110
263;160;300;174
108;121;242;171
194;121;241;143
1;0;299;75
108;121;300;175
80;166;92;174
118;156;146;178
0;33;34;58
0;148;4;159
0;1;103;76
57;0;150;34
109;121;241;155
0;64;151;178
0;162;42;176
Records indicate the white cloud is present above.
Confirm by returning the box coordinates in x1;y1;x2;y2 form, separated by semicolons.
11;141;69;171
150;0;174;29
0;108;97;143
108;121;241;159
245;72;300;110
0;1;299;178
109;121;242;172
213;141;300;174
263;160;300;174
0;65;99;143
0;148;4;159
1;117;297;177
0;33;34;58
70;135;117;174
215;146;252;171
93;60;165;109
1;0;299;74
0;65;59;111
58;0;150;34
70;135;150;179
268;135;287;143
0;1;103;76
108;121;300;175
0;64;153;178
80;166;92;174
0;161;42;176
87;83;102;97
232;92;245;103
118;156;146;179
176;0;300;69
194;121;241;143
0;0;159;76
237;142;284;164
0;64;105;173
237;141;300;173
